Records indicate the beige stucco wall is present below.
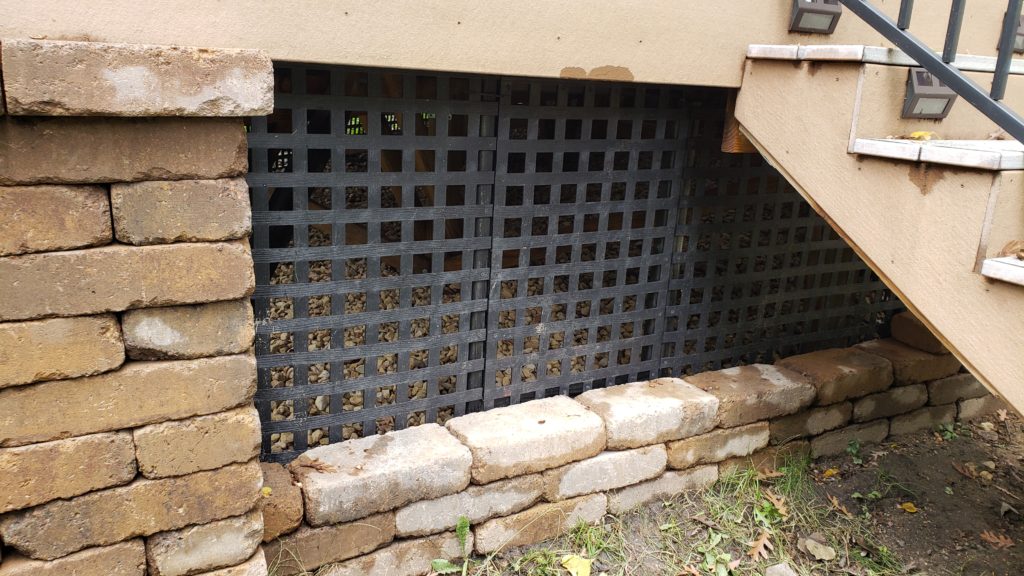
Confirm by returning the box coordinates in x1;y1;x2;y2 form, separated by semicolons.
0;0;1013;87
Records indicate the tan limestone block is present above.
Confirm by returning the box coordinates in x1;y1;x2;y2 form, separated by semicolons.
134;406;261;479
296;424;471;527
123;300;254;360
542;445;666;501
317;532;471;576
890;405;957;435
395;475;543;537
0;314;124;388
146;510;263;576
685;365;816;428
928;374;989;405
777;347;893;405
0;241;255;321
0;431;136;514
0;461;262;560
667;422;769;469
0;540;146;576
258;463;303;542
853;384;928;422
1;39;272;116
719;441;811;475
193;552;268;576
854;339;961;385
474;494;607;554
958;395;1008;421
770;402;852;444
607;465;719;514
0;354;255;448
575;378;719;449
111;179;252;245
0;185;111;256
890;311;948;355
810;421;890;458
262;513;394;576
446;396;606;484
0;117;247;185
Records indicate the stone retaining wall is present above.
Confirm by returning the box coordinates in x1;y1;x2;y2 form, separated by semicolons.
259;318;1005;576
0;38;272;576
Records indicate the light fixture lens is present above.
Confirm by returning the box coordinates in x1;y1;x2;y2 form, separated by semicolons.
1015;35;1024;53
799;13;835;32
913;97;950;116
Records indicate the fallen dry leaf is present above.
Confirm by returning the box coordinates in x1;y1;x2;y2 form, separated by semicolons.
980;530;1015;550
952;462;977;479
748;530;774;561
898;502;919;513
765;490;789;518
288;456;339;479
757;468;784;480
680;565;701;576
997;409;1009;422
728;558;742;570
828;494;853;518
822;468;840;479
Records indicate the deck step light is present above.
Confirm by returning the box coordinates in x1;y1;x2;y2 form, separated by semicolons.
902;68;958;119
790;0;842;34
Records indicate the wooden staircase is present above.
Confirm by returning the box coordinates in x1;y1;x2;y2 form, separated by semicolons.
734;46;1024;414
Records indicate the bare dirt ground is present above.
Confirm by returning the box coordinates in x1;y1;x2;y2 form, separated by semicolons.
460;412;1024;576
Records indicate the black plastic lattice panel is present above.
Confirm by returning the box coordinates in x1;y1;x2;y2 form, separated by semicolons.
658;111;903;376
484;80;689;407
247;66;499;462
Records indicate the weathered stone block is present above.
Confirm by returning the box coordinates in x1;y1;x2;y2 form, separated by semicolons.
0;185;111;256
853;384;928;422
474;494;607;554
0;461;262;560
575;378;719;449
0;431;136;514
0;314;124;388
770;402;852;444
890;311;947;355
318;532;471;576
396;475;543;537
446;396;606;484
1;39;272;117
0;241;254;321
259;463;303;542
855;339;961;385
123;299;254;360
0;540;146;576
0;354;255;447
607;465;719;514
134;406;260;479
0;117;248;185
543;445;666;501
777;347;893;405
719;441;811;474
296;424;471;527
112;179;252;245
928;374;989;406
958;395;1006;421
685;365;815;427
147;510;263;576
262;513;394;576
890;405;957;435
667;422;769;469
810;421;889;458
194;552;267;576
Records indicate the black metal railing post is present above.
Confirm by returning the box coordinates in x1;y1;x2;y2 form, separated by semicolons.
943;0;966;64
897;0;914;30
993;0;1023;100
839;0;1024;143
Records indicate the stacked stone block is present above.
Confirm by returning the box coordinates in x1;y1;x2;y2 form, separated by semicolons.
258;314;1007;576
0;38;272;576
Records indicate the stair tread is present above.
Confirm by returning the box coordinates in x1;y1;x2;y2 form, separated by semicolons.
852;138;1024;170
747;44;1024;75
981;257;1024;286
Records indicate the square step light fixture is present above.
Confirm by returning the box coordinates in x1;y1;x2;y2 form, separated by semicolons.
902;68;958;119
790;0;842;34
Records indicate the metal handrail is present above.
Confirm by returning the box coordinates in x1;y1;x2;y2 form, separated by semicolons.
838;0;1024;143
